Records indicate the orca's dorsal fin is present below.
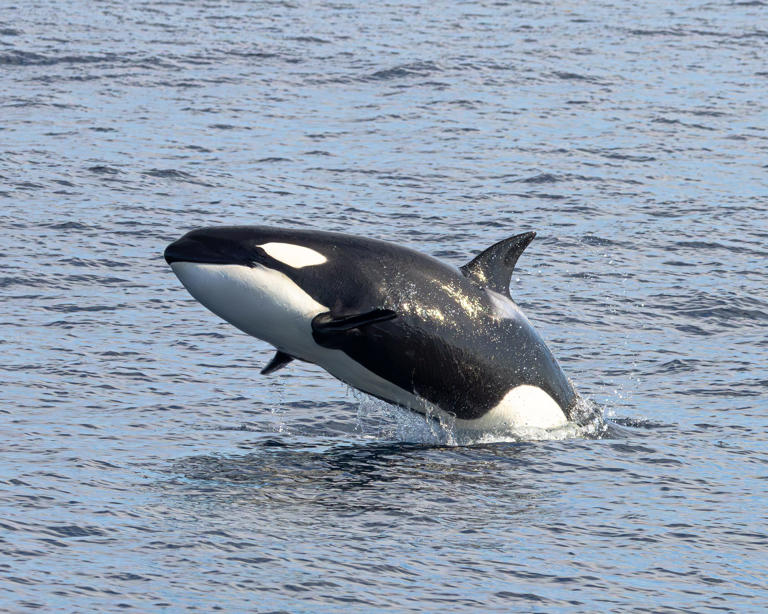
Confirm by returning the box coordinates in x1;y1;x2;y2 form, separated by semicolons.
260;350;294;375
460;231;536;297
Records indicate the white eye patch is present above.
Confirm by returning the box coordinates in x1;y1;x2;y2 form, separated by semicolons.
259;242;327;268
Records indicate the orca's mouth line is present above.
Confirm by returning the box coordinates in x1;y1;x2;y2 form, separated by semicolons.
163;238;258;268
164;253;254;267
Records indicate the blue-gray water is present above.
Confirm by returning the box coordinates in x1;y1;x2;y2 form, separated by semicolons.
2;1;767;611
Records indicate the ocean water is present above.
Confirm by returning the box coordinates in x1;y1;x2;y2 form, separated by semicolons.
2;0;767;611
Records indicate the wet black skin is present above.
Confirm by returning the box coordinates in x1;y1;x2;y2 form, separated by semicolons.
165;226;578;422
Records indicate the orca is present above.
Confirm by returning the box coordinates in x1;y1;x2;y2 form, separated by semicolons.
164;227;579;431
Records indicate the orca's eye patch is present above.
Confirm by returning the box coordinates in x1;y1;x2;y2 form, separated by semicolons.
256;242;328;269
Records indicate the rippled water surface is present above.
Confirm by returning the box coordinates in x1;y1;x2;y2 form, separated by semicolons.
2;1;768;611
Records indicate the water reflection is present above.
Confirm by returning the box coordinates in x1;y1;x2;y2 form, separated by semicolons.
165;439;555;520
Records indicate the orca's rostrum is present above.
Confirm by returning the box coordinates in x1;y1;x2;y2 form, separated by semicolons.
164;227;579;431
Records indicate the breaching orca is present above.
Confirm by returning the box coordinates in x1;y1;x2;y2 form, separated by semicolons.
164;227;579;431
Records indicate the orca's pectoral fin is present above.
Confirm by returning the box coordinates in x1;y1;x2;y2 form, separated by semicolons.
311;308;397;347
312;308;397;333
460;231;536;297
260;350;295;375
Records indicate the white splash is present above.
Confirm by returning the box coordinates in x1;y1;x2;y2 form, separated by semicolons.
354;391;607;445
